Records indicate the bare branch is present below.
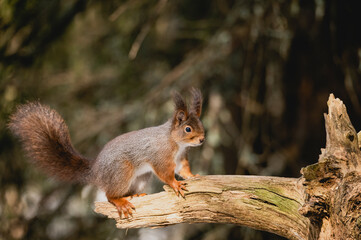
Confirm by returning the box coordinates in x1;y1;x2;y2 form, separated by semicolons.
128;23;151;60
95;175;310;240
128;0;168;60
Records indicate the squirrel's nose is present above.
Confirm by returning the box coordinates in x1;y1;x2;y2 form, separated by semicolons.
199;137;205;143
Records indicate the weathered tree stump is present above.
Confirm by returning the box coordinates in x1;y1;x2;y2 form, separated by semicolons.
299;94;361;239
94;94;361;240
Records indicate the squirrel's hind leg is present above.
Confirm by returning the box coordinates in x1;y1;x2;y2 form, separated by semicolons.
107;193;148;218
107;195;135;219
106;172;151;218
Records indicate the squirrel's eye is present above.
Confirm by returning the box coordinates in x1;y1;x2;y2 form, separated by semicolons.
185;127;192;133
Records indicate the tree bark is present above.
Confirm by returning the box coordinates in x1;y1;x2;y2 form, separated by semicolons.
299;94;361;239
95;176;309;240
94;94;361;240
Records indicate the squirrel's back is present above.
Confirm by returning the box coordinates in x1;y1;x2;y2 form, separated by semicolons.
91;120;174;192
96;120;173;164
9;102;91;183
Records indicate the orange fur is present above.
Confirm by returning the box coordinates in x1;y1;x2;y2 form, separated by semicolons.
179;159;196;179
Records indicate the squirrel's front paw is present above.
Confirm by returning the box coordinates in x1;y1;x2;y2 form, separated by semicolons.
169;180;188;198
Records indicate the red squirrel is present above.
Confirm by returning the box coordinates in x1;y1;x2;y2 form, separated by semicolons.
9;88;205;218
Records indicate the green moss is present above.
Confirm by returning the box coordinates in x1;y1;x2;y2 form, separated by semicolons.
246;188;301;216
302;163;322;181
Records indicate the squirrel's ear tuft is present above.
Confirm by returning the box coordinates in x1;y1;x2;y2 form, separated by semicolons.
172;91;188;126
173;91;188;113
190;88;202;117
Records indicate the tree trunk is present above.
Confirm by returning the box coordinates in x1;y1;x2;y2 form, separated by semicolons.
299;94;361;239
94;94;361;240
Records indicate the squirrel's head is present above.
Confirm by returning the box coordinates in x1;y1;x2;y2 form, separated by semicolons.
171;88;205;147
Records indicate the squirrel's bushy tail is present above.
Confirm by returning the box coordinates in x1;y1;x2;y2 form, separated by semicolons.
9;102;91;183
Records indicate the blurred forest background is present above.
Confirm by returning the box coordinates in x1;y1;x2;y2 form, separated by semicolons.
1;0;361;239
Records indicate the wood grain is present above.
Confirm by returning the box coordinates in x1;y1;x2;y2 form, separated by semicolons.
95;175;310;240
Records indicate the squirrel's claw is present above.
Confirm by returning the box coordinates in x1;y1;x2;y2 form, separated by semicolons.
107;196;135;219
170;180;188;198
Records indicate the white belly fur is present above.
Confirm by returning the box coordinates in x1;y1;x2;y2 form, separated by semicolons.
134;163;153;178
174;144;187;174
129;163;153;193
